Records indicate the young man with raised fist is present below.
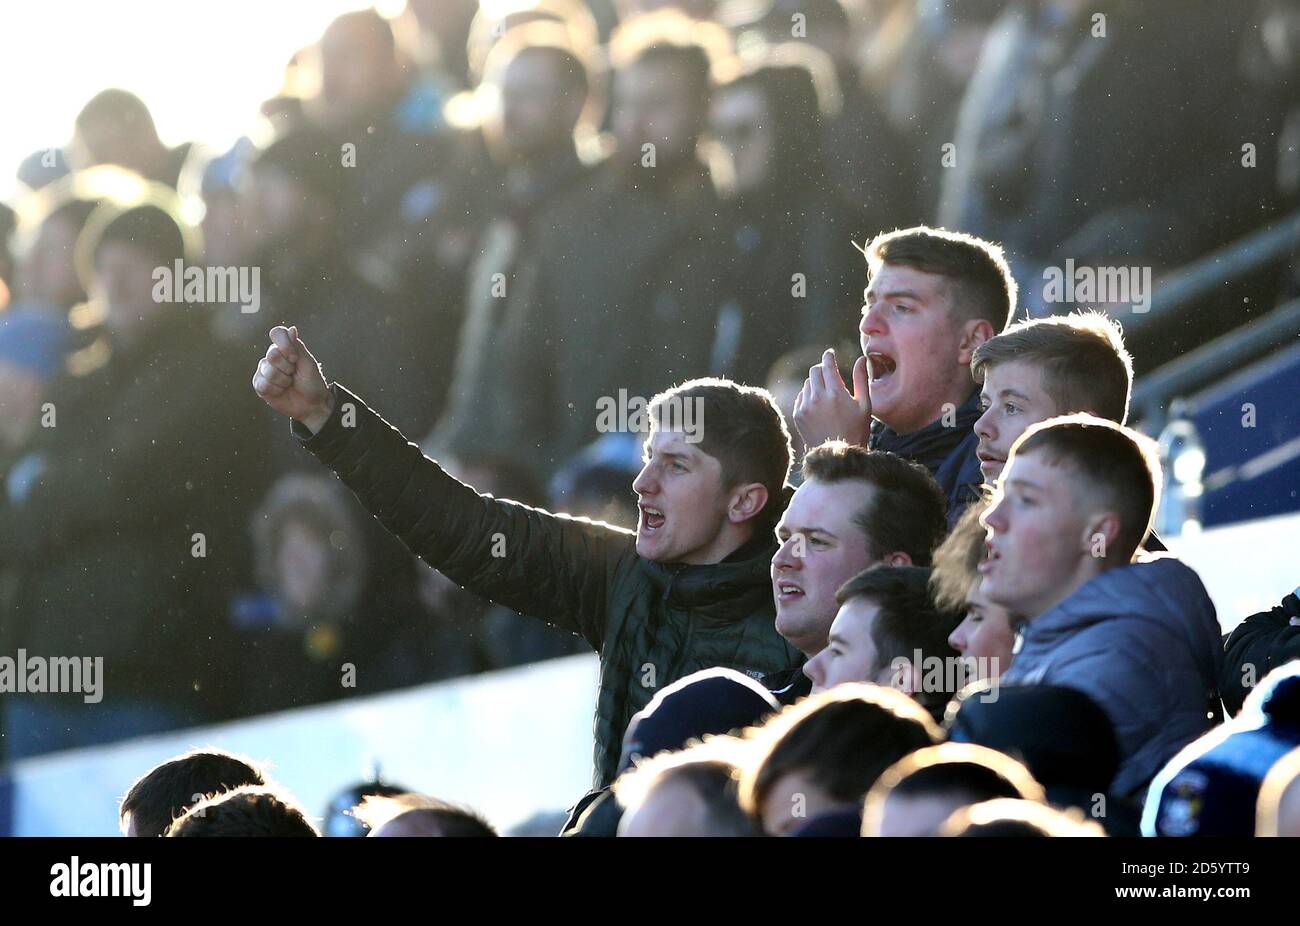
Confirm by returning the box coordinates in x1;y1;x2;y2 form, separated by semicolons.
252;326;800;787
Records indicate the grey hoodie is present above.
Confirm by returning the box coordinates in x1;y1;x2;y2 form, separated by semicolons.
1001;555;1224;798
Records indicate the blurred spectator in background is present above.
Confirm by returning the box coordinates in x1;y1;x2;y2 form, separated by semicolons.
0;194;266;757
235;472;470;716
863;0;1004;220
428;24;601;467
0;202;15;305
940;0;1278;307
458;10;734;479
16;147;71;192
241;128;438;440
707;52;861;385
548;432;642;528
69;89;192;189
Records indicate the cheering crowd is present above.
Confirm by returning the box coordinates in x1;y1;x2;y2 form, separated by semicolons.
2;0;1300;836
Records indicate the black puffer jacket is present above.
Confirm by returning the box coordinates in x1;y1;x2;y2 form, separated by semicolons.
295;384;800;786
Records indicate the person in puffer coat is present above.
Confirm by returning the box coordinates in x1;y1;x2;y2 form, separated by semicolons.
252;325;802;788
981;415;1223;800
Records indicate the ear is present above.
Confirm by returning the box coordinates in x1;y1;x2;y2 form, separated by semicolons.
881;551;914;567
728;482;770;525
1083;511;1124;563
957;318;995;366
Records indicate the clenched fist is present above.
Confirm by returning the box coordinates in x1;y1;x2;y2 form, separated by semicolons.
792;348;872;450
251;325;334;434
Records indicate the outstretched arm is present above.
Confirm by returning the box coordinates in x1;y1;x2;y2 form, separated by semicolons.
253;326;635;650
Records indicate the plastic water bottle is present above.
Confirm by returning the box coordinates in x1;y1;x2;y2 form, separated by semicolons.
1156;399;1206;537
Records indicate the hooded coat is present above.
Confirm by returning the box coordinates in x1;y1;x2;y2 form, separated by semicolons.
1000;554;1224;798
295;384;800;787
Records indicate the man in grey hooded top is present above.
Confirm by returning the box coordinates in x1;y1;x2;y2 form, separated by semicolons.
980;415;1223;800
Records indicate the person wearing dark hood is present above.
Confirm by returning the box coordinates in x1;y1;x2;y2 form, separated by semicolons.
980;416;1223;800
706;52;862;387
793;226;1013;527
563;666;779;836
254;331;802;789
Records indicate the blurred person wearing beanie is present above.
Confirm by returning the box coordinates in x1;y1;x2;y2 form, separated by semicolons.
563;667;779;836
947;682;1138;834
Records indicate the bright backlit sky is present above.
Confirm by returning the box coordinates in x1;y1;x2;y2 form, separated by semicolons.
0;0;406;201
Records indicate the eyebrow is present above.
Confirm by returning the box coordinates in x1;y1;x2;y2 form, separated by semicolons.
1004;478;1044;493
777;523;836;539
864;288;925;304
995;387;1033;403
645;447;695;464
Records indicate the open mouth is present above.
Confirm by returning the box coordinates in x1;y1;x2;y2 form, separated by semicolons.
775;580;805;601
978;542;1002;574
639;504;665;533
866;351;897;384
977;448;1005;471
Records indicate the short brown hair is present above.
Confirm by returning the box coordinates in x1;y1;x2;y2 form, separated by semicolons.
971;311;1133;424
166;785;318;837
1011;415;1161;562
801;442;947;565
739;684;942;819
650;377;792;526
613;737;759;837
929;498;991;613
865;226;1016;332
609;9;731;102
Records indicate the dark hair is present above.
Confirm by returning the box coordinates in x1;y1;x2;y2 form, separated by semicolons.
865;226;1016;333
120;749;266;837
801;443;947;565
1011;415;1161;563
76;88;158;139
166;785;318;837
84;201;190;270
614;744;762;837
324;8;397;60
882;744;1044;806
740;684;942;817
836;566;962;716
971;311;1133;424
486;26;593;103
609;9;730;105
650;377;792;527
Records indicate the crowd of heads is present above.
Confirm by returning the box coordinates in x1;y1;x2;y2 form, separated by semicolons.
3;0;1300;836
